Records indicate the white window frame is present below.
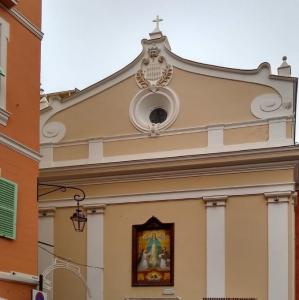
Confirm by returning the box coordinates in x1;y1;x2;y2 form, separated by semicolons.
0;16;9;126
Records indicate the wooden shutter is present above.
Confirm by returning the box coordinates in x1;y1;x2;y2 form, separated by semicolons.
0;177;18;239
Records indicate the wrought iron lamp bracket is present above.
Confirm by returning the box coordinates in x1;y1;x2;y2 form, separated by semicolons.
38;182;87;232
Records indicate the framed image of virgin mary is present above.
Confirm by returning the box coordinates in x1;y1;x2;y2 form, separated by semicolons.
132;216;174;286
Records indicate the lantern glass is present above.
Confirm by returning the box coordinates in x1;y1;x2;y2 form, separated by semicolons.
70;208;87;232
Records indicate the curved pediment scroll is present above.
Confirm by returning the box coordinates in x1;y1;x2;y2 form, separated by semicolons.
251;93;293;119
41;121;66;144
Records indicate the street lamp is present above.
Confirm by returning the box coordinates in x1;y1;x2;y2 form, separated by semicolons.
70;202;87;232
38;182;87;232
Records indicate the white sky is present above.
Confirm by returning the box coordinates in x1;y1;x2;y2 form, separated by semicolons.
41;0;299;136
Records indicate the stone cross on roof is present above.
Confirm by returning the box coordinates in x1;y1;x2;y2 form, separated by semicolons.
152;15;163;32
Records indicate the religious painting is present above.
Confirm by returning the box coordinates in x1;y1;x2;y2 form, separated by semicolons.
132;216;174;286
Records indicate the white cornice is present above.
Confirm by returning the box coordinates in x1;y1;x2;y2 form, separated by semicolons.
38;183;295;208
39;160;298;187
0;133;41;161
39;145;299;179
40;139;293;169
0;4;43;40
0;271;39;285
40;117;293;146
0;107;10;125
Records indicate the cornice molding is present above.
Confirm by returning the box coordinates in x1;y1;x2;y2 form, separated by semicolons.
203;195;228;207
0;4;43;40
39;207;56;217
39;145;299;181
40;117;293;146
38;183;295;208
0;132;41;161
84;204;106;215
0;107;10;125
39;160;298;187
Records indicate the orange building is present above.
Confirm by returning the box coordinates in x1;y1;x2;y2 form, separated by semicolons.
0;0;42;299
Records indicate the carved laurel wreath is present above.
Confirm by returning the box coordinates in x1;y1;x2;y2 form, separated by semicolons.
136;64;173;89
156;65;173;86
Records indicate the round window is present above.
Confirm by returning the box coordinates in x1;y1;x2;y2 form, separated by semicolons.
129;87;180;133
149;108;168;124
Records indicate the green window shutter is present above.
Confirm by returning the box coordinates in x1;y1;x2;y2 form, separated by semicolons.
0;177;18;239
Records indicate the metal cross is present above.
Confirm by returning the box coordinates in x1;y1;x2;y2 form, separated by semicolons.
153;15;163;32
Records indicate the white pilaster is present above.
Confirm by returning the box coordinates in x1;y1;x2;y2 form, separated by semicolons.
208;126;224;149
40;145;53;168
38;207;55;300
85;205;105;300
268;118;287;144
203;196;227;298
265;192;293;300
88;139;103;164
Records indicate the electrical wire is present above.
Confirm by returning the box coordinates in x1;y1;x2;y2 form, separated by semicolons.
38;244;104;270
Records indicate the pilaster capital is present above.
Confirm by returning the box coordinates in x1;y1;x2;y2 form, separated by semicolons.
39;207;56;217
84;204;106;215
264;191;296;204
203;195;228;207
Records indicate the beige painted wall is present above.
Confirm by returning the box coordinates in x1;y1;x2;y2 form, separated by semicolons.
168;68;278;128
53;144;89;161
54;208;87;300
50;194;274;300
47;69;278;143
50;76;139;142
103;132;207;156
104;199;206;300
225;195;267;299
224;125;268;145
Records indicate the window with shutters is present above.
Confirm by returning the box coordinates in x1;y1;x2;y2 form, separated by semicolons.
0;177;18;239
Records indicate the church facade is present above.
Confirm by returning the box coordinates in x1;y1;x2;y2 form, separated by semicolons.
38;23;298;300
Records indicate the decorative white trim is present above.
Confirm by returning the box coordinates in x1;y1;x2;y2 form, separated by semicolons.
250;93;290;119
203;195;227;207
268;118;288;144
204;196;227;297
40;138;294;169
85;204;105;300
42;258;91;298
39;207;56;218
41;121;66;144
0;107;10;126
40;145;54;168
38;207;55;300
208;126;224;149
40;160;297;189
40;117;293;145
264;192;292;300
88;139;103;164
38;183;294;208
129;87;180;134
0;271;39;285
167;50;295;113
0;132;41;161
40;36;295;135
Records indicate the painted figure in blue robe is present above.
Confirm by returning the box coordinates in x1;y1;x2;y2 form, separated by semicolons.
146;233;161;268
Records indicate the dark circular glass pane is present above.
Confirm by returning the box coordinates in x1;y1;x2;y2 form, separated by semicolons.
149;108;167;124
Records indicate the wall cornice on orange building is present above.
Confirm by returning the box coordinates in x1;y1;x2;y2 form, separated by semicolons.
0;0;17;9
0;3;43;40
